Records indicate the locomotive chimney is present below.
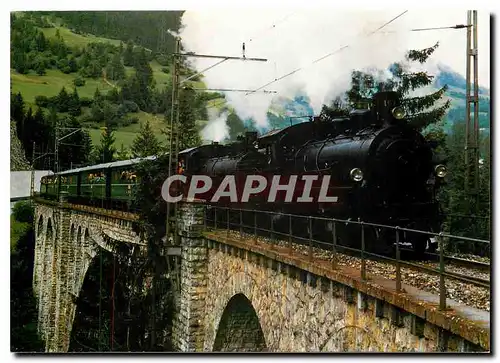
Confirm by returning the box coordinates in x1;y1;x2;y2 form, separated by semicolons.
372;91;400;125
245;131;258;144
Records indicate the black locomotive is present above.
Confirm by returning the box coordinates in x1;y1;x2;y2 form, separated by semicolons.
177;91;447;255
39;91;446;257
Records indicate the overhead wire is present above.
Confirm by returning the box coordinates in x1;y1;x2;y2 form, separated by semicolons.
206;12;470;116
245;10;409;96
243;12;296;44
180;13;295;87
377;24;471;34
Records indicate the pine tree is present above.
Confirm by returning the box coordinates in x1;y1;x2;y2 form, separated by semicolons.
123;40;134;67
106;53;126;81
57;116;91;170
21;108;35;159
11;92;25;124
116;143;130;160
68;88;82;116
176;87;202;150
227;112;246;141
57;86;70;112
346;43;451;132
13;49;28;74
131;120;162;158
32;107;52;165
319;96;350;119
95;126;116;163
93;87;103;105
134;48;153;86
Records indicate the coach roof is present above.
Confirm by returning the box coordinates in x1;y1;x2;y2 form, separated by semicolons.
57;155;158;175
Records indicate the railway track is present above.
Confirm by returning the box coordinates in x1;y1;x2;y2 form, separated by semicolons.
207;220;491;290
423;252;490;272
342;247;491;289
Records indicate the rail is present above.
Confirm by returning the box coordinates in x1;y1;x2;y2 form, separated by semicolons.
203;205;490;311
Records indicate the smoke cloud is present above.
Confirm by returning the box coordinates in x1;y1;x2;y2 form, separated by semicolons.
179;10;490;141
200;109;229;142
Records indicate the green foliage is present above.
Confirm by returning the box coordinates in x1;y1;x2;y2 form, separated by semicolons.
438;121;491;254
73;76;86;87
11;14;70;75
11;92;25;124
130;154;176;350
319;96;350;119
10;202;44;352
131;120;162;158
58;115;93;170
226;112;247;141
94;126;116;163
106;53;126;81
53;11;183;54
10;216;30;252
176;87;202;150
115;143;130;160
123;40;134;67
346;43;451;132
12;201;34;224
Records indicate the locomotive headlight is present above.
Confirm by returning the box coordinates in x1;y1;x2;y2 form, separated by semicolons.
391;106;406;120
435;164;447;178
350;168;364;182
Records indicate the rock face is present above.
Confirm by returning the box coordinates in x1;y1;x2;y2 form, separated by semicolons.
11;121;30;171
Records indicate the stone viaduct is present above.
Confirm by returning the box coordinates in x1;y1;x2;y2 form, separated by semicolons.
32;199;490;353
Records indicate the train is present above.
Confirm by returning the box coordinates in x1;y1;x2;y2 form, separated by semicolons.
39;91;447;257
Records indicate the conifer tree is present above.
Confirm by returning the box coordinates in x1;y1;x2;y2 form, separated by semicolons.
106;53;126;80
123;40;134;67
226;112;246;141
95;126;116;163
11;92;25;123
57;116;92;170
176;87;201;150
131;120;162;157
116;143;130;160
57;86;70;112
68;88;81;116
346;42;450;132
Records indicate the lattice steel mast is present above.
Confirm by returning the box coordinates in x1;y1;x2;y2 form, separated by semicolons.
464;10;480;213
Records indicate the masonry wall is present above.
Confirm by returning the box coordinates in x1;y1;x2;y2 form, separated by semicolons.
171;201;209;352
201;241;483;352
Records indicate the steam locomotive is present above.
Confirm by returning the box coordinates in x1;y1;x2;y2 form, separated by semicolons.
40;91;446;256
177;91;447;255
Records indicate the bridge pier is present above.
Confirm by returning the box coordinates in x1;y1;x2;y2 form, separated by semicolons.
171;200;209;352
34;197;75;352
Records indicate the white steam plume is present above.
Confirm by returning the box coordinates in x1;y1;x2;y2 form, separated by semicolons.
179;10;489;141
201;109;229;142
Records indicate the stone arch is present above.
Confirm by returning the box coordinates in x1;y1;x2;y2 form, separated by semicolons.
46;218;54;243
213;293;267;352
37;215;44;235
73;227;83;292
205;269;280;350
70;224;76;241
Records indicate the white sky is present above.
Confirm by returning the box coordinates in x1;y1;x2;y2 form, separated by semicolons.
180;9;491;130
181;9;490;87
